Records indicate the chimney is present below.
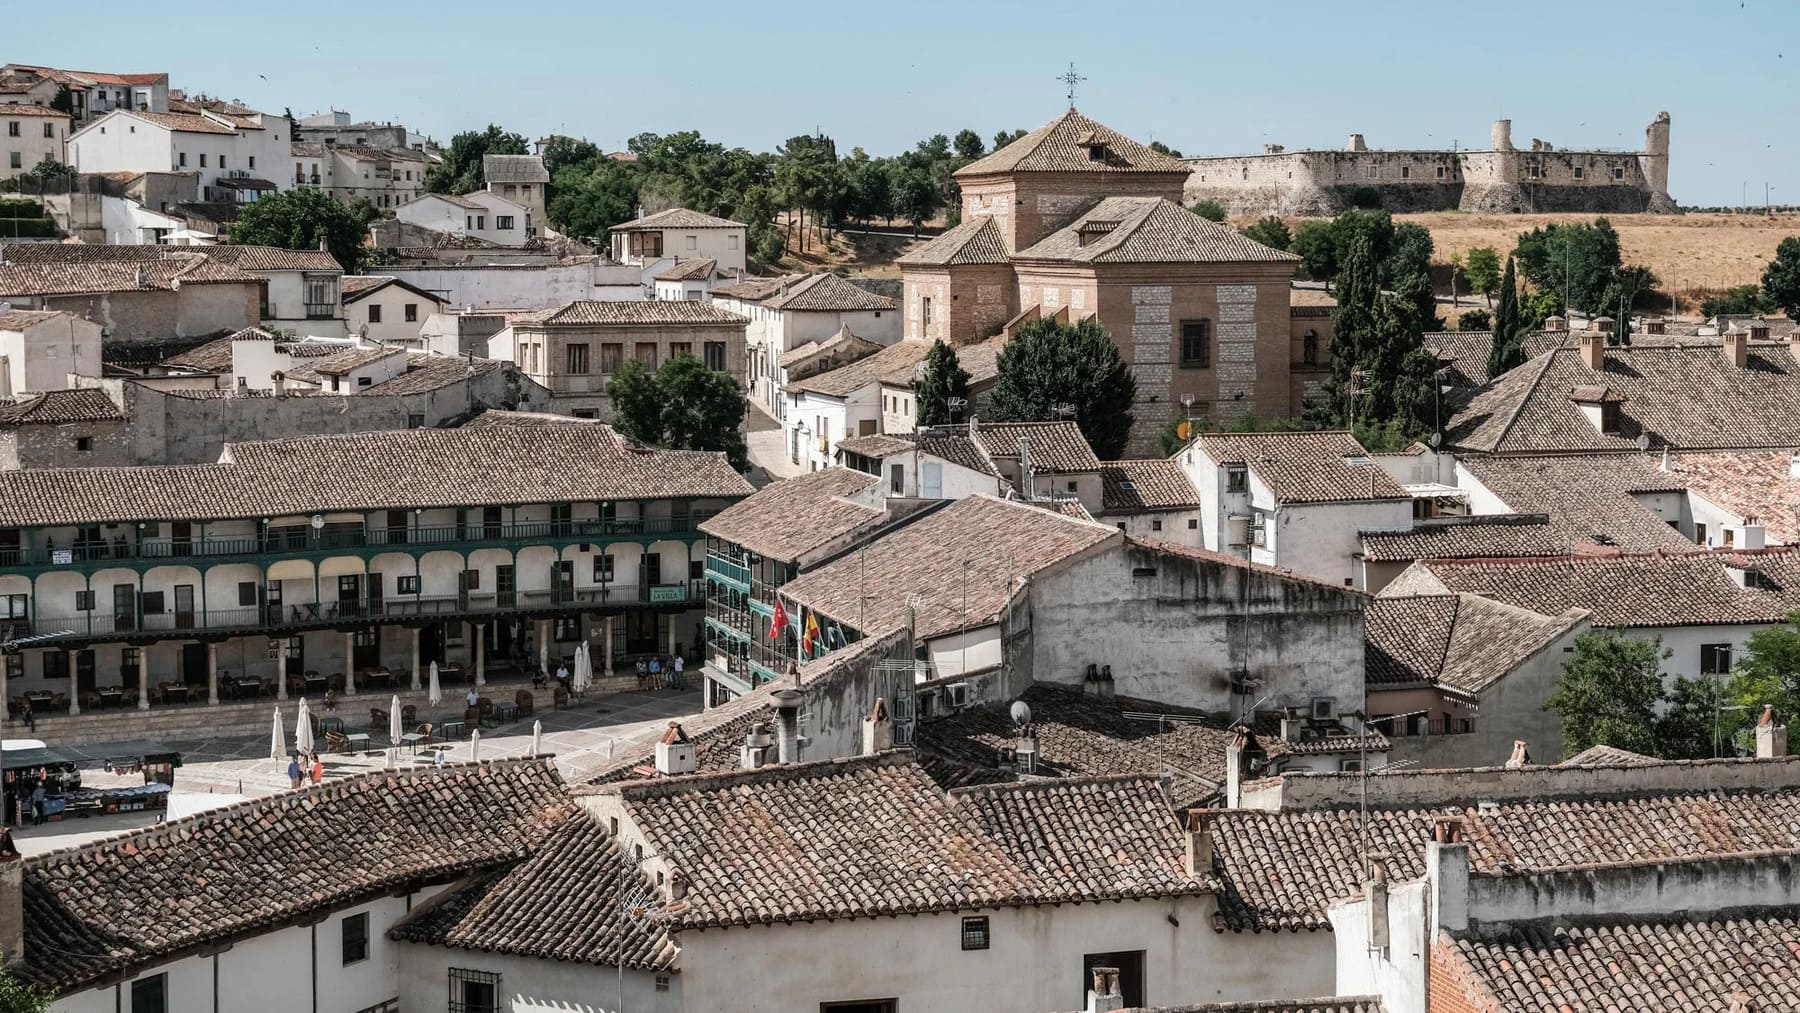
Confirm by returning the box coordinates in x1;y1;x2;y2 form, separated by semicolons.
1504;739;1531;767
0;849;19;966
667;868;689;902
1790;453;1800;480
1096;664;1114;700
739;722;775;770
1578;332;1606;371
1085;967;1124;1013
1543;314;1567;333
1365;854;1390;951
1223;727;1249;809
1724;330;1749;368
135;265;149;288
1742;517;1767;550
1757;706;1788;759
1593;316;1615;335
653;721;697;775
862;696;893;755
1644;317;1667;336
1184;809;1218;876
1748;319;1772;343
1427;817;1470;933
271;370;285;398
1279;708;1304;743
770;688;803;764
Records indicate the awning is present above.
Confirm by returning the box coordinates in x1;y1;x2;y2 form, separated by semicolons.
0;739;180;771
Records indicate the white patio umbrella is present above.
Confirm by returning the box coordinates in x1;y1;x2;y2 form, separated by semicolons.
572;643;591;695
530;719;542;757
270;707;286;761
470;727;481;762
294;697;314;756
389;694;403;747
427;661;442;706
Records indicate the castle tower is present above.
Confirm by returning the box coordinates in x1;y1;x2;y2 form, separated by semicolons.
1640;111;1671;199
1490;119;1513;151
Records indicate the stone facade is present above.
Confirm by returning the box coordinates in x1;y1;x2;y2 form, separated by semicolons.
902;264;1017;346
1183;114;1674;216
960;169;1186;252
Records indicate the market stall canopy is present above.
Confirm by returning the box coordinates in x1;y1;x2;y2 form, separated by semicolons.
0;740;179;771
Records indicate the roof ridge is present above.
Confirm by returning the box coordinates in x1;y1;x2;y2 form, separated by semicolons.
609;748;915;799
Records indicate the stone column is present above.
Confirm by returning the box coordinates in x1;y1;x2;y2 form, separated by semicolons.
66;650;80;715
206;642;219;705
473;624;486;686
137;646;151;711
277;644;289;701
343;632;356;695
536;619;549;676
603;616;614;678
410;628;422;692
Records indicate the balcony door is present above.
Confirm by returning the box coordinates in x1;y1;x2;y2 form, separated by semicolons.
495;565;515;609
112;583;137;633
174;584;195;630
171;521;193;558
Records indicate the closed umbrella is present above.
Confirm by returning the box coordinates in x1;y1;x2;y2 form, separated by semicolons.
530;719;542;757
427;661;442;706
294;697;314;756
389;694;403;747
470;727;481;762
572;643;590;695
271;707;286;761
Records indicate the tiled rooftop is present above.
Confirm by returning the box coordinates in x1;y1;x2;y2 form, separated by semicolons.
1199;431;1409;503
1423;329;1566;388
974;420;1102;472
610;752;1204;930
651;256;716;282
836;432;915;458
0;388;124;426
699;467;886;563
0;254;259;296
388;811;678;970
1016;197;1299;265
611;207;744;231
786;338;930;397
763;272;896;312
1363;593;1586;694
1454;454;1697;553
895;217;1011;267
1360;516;1577;564
1101;459;1201;513
20;759;573;993
199;244;344;274
955;108;1189;177
516;299;749;327
1667;450;1800;545
780;495;1114;640
481;153;549;184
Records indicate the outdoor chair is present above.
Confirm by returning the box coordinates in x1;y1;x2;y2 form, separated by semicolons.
325;730;348;753
369;707;388;731
401;704;417;725
463;705;481;726
416;722;433;743
514;689;533;717
553;686;569;710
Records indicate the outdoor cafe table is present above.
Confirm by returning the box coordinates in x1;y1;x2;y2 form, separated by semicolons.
96;687;126;708
493;703;518;724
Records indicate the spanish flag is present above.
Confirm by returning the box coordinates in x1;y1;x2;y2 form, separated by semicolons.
802;609;821;659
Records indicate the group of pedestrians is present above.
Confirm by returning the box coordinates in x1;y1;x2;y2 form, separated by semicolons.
286;753;324;789
636;654;685;691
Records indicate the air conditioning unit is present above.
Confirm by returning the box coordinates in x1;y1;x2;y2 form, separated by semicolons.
943;683;969;710
1227;515;1251;547
1310;696;1336;721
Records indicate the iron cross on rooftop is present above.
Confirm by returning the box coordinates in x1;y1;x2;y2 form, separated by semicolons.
1058;62;1086;107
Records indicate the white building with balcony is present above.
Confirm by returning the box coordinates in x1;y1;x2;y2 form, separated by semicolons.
67;108;292;196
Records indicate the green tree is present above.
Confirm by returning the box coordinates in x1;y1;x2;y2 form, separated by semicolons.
0;970;51;1013
990;317;1137;459
1656;675;1731;760
1292;219;1338;282
1148;140;1183;158
890;167;936;236
1240;216;1291;251
539;136;601;179
915;339;971;427
1762;236;1800;321
547;158;641;241
606;356;748;470
1487;256;1524;379
424;124;528;194
952;129;985;161
992;129;1028;151
1544;630;1669;758
23;156;72;182
1700;284;1768;318
1728;612;1800;736
1189;200;1227;223
1512;218;1622;315
231;187;369;272
1464;246;1502;307
1457;308;1492;331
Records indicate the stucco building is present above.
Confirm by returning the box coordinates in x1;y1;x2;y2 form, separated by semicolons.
1;103;71;178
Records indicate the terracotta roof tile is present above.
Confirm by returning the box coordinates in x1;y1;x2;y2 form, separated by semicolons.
955;109;1189;177
612;752;1204;930
0;309;70;330
1101;459;1200;513
200;245;344;273
1360;516;1576;563
895;217;1011;266
1453;455;1695;553
1199;431;1408;503
612;207;743;231
651;257;715;282
780;495;1114;640
699;467;886;562
516;300;748;327
480;154;548;184
1447;910;1800;1013
836;433;915;458
1667;450;1800;545
1559;744;1660;766
786;339;930;397
1363;593;1586;693
1408;547;1800;628
709;274;805;301
0;103;68;119
1018;197;1299;265
120;110;238;134
0;389;124;425
0;253;259;296
21;759;572;992
388;812;677;970
1423;329;1566;388
975;421;1101;472
762;272;896;312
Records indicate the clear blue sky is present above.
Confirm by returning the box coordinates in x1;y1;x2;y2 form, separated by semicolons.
11;0;1796;205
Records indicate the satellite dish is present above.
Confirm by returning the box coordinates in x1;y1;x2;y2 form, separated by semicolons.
1010;700;1032;728
1428;432;1442;449
1635;434;1651;452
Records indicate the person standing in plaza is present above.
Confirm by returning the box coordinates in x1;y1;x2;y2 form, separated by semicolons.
286;755;302;789
671;653;685;690
310;754;323;786
29;780;45;826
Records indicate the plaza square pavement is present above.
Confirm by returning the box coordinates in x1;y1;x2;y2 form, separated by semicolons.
12;687;703;855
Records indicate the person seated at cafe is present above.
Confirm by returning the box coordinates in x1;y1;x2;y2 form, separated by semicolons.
465;687;479;709
322;688;338;712
555;662;570;685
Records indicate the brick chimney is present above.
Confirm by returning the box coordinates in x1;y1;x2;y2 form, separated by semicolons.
1184;809;1219;876
1427;817;1470;933
739;722;775;770
653;721;697;775
1748;319;1772;343
1724;329;1749;368
1757;706;1788;759
1578;332;1606;370
1223;727;1249;809
1643;317;1667;336
1364;854;1390;951
1543;314;1567;332
1504;739;1531;767
862;696;893;755
1085;968;1124;1013
1593;316;1615;335
770;688;803;764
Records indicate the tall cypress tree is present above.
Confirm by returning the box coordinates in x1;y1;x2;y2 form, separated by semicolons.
1487;256;1523;380
915;339;971;427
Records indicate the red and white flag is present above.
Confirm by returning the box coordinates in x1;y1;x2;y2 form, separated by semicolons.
769;598;790;640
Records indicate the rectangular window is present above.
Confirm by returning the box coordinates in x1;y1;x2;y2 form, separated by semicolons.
496;215;515;230
1613;166;1626;181
1435;165;1447;180
75;590;94;612
140;591;165;615
248;155;256;169
179;152;187;167
367;304;382;323
1700;643;1733;675
8;152;19;170
635;342;657;368
199;153;207;167
600;343;623;373
1572;166;1584;180
404;303;418;322
1226;467;1248;494
238;582;257;606
1400;165;1410;179
704;341;726;371
130;974;168;1013
407;413;426;429
5;122;17;137
921;296;933;328
594;554;615;582
961;916;991;950
566;344;590;375
670;342;692;360
1180;320;1211;367
1082;951;1146;1010
890;463;905;495
448;968;500;1013
398;576;420;595
342;912;370;965
44;122;54;139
